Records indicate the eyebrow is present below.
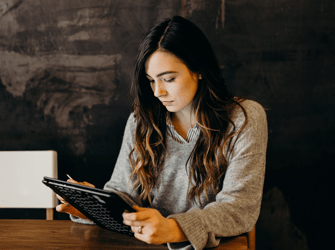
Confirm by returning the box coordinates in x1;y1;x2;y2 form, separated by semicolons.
146;71;178;78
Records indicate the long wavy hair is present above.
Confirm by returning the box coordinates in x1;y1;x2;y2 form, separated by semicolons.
129;16;247;205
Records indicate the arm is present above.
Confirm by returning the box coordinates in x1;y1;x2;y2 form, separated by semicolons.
168;100;268;250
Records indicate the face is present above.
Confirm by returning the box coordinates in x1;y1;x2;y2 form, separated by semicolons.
145;50;200;116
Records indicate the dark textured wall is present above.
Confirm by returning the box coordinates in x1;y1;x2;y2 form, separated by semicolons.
0;0;333;249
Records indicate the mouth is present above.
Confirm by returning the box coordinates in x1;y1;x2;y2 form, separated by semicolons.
161;101;173;106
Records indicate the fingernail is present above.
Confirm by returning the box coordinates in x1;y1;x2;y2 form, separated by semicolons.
61;200;69;207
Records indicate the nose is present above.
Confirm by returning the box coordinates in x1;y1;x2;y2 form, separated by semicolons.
153;81;167;97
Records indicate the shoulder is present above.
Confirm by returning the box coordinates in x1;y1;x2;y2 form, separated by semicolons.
224;99;268;160
123;113;137;138
230;99;267;126
227;99;268;140
126;112;137;127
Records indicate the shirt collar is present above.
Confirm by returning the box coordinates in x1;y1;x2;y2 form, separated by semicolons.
165;112;199;130
165;112;200;144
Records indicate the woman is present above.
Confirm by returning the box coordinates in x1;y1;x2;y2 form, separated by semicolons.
57;16;268;250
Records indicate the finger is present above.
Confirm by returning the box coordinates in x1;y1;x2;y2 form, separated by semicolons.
67;179;79;184
123;209;152;222
56;194;65;202
133;205;146;212
56;194;70;207
130;225;146;234
67;178;95;188
56;203;71;213
133;232;149;244
56;203;90;220
122;205;146;219
82;181;95;188
123;219;148;227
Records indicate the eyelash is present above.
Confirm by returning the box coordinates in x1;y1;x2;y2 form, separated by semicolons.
148;78;175;84
164;78;175;82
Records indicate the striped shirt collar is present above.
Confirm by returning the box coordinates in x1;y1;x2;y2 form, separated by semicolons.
165;112;200;144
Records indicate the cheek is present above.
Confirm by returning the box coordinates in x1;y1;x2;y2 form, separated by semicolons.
177;85;197;104
185;82;198;100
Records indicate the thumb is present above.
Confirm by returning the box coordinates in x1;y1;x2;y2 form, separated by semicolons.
133;205;146;212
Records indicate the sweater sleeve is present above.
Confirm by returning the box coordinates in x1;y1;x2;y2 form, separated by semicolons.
167;100;268;250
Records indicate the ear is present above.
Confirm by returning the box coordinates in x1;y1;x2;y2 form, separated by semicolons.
199;74;202;80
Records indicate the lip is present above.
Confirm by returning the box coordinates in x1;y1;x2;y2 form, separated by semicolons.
161;101;173;106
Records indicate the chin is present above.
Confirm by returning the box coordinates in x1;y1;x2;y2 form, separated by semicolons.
165;106;179;112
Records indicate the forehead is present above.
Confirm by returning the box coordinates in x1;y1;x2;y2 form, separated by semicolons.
145;50;185;75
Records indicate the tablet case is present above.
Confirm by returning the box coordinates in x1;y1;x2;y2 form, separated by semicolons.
42;176;135;236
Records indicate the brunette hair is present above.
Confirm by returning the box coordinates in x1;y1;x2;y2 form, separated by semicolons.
130;16;247;205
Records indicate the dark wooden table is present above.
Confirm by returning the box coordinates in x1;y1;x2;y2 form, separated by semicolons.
0;220;248;249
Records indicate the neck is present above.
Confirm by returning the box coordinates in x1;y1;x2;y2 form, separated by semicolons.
171;108;196;130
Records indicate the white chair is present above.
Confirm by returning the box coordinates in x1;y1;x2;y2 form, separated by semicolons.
0;150;58;220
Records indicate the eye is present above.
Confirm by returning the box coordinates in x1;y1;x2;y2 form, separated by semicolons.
147;78;154;84
164;78;175;83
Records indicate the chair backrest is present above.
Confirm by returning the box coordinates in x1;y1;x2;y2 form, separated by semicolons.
0;151;57;209
247;226;256;250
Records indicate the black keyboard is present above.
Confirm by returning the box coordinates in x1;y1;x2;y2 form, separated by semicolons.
49;182;134;236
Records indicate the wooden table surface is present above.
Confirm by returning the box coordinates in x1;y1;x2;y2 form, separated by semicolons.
0;220;248;250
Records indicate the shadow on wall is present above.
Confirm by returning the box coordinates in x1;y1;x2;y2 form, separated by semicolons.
258;187;309;250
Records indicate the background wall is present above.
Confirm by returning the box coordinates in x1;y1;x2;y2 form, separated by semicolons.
0;0;333;249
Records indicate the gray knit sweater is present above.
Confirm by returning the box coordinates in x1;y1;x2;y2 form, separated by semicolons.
72;100;268;250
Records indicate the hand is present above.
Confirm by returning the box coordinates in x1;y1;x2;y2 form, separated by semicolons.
122;205;187;245
55;178;95;221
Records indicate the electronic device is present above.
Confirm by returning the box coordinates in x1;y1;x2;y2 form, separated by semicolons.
42;176;136;236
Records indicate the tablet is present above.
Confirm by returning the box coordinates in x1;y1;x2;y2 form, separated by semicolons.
42;176;136;236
